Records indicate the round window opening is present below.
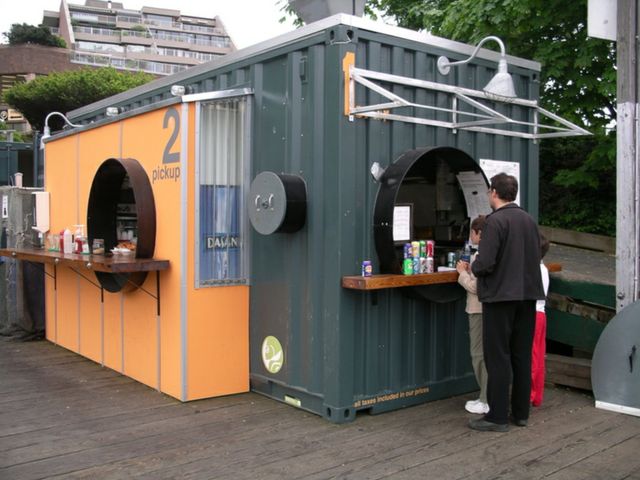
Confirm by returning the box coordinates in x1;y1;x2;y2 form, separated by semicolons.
87;158;156;293
373;147;490;275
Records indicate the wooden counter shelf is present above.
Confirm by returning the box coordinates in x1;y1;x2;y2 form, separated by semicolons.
0;247;170;313
0;247;169;273
342;262;561;291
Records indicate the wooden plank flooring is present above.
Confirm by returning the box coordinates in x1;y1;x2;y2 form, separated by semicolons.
1;339;639;480
545;244;615;286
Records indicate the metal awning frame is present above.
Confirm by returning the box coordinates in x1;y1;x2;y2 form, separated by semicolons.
346;65;591;141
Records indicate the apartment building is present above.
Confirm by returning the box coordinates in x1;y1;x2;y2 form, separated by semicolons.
42;0;236;76
0;0;236;133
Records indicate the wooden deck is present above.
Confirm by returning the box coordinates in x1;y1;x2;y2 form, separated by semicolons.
546;243;615;286
1;339;639;480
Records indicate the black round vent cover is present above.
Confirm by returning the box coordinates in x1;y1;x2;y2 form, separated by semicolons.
248;172;306;235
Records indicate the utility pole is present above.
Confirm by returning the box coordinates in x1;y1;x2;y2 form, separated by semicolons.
616;0;639;311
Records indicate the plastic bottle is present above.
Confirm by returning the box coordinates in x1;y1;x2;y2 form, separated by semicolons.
74;225;84;254
461;240;471;263
63;228;73;254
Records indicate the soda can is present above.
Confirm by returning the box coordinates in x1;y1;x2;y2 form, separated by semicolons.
419;240;426;258
403;258;414;275
426;240;435;258
361;260;372;277
413;257;420;274
404;243;412;259
447;251;456;268
426;256;435;273
411;241;420;258
420;256;428;274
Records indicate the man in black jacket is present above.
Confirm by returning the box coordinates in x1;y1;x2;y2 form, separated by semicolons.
469;172;544;432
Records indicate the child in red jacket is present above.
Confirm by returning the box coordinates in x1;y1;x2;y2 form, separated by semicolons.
531;233;550;406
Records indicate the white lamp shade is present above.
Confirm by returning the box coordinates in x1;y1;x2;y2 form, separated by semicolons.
483;59;517;98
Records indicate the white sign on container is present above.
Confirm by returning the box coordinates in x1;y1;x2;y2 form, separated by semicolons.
392;204;412;242
456;171;492;220
480;159;521;206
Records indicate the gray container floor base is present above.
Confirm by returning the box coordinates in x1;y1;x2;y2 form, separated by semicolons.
251;373;479;423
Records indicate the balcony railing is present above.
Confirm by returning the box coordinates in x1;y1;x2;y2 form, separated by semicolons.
151;31;230;48
76;41;124;54
117;15;180;29
73;26;120;37
116;14;222;35
70;51;188;75
194;37;230;48
69;26;230;53
116;15;144;25
181;24;223;35
70;12;116;26
68;19;229;48
126;44;220;62
121;29;152;39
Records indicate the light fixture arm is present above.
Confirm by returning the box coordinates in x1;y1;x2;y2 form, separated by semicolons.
437;35;517;99
40;111;82;149
438;36;507;75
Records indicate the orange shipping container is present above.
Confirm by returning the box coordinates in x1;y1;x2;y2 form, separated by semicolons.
44;100;250;401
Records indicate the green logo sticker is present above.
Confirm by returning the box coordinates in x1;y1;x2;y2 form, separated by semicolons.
262;335;284;374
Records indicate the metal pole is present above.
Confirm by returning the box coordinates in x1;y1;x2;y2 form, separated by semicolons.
32;133;39;187
616;0;639;311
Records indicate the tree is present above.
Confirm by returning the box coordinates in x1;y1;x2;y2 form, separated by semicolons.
369;0;615;129
0;122;28;143
4;68;153;132
539;134;616;234
4;23;67;48
367;0;617;235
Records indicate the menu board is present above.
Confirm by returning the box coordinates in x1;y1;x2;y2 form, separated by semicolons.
479;159;521;206
456;171;492;220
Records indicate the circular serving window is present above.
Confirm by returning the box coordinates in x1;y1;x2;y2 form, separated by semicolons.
87;158;156;293
373;146;489;274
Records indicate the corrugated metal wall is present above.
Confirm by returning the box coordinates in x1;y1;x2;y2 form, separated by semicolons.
247;25;539;422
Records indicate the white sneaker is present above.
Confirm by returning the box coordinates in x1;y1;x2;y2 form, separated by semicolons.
465;399;490;414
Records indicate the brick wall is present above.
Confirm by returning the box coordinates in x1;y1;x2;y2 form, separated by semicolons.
0;44;84;75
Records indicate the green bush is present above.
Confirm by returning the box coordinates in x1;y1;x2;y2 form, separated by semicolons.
4;68;153;131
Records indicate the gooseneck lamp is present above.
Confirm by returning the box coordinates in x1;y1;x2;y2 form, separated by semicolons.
437;36;517;99
40;111;82;149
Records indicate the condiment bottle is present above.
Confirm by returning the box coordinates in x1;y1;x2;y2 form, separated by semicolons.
63;228;73;254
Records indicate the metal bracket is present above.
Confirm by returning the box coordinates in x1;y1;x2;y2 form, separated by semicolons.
122;271;162;316
57;262;161;315
345;63;591;140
